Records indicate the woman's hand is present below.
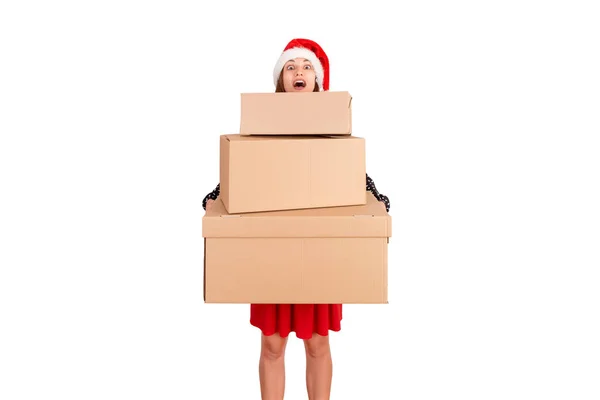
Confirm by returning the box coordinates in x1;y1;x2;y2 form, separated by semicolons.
205;199;215;213
380;201;388;212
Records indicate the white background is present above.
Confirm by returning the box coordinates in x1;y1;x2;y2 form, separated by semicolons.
1;1;599;399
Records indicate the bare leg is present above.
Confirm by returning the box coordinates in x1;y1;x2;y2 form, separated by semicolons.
304;333;333;400
259;333;288;400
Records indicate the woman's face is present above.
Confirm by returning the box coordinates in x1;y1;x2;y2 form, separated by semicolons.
282;57;317;92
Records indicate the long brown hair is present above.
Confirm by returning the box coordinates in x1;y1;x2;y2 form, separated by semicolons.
275;72;320;93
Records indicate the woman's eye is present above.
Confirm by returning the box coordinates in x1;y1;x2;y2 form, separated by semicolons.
286;65;294;70
304;65;311;69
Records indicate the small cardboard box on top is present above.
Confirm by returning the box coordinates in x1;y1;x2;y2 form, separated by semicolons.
220;134;366;214
240;91;352;135
203;191;391;304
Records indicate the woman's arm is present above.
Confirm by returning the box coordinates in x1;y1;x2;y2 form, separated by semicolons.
202;183;220;210
366;174;390;212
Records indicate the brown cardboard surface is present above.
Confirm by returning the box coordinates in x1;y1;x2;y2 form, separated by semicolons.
202;192;391;304
240;91;352;135
220;134;366;214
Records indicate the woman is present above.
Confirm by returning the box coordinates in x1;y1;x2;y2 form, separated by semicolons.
203;38;390;400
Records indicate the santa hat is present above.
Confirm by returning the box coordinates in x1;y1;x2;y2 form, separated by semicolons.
273;38;329;91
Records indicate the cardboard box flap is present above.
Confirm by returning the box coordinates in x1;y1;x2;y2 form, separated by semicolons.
203;191;391;238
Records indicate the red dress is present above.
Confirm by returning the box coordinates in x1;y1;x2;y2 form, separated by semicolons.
250;304;342;339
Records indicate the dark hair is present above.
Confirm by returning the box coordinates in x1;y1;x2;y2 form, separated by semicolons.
275;71;320;93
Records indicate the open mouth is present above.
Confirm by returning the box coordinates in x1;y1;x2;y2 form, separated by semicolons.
293;79;306;89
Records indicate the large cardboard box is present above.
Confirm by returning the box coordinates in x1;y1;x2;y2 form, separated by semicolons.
240;91;352;135
220;134;366;214
202;191;391;304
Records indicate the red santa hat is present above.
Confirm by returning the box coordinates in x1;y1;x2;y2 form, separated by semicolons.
273;38;330;91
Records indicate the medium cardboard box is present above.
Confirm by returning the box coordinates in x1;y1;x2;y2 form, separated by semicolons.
240;91;352;135
220;134;366;214
202;191;391;304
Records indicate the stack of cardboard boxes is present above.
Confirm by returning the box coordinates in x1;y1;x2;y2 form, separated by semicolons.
202;91;392;304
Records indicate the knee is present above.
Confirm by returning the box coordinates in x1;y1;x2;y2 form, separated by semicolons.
304;334;330;359
261;334;286;361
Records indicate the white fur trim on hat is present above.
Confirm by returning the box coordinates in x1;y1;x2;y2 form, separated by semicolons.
273;47;324;90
